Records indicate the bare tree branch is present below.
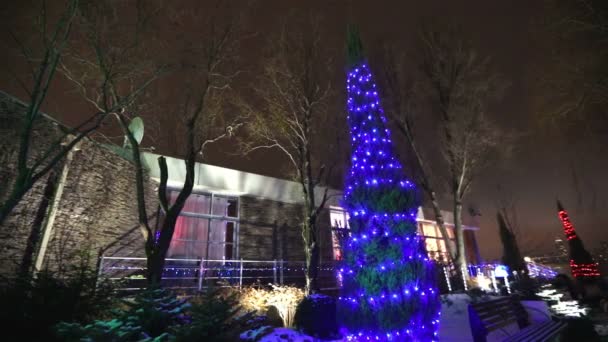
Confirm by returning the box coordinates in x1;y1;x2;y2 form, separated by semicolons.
242;13;335;294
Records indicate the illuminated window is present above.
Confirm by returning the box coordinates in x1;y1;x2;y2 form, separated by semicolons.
418;222;455;263
166;191;238;261
330;208;350;260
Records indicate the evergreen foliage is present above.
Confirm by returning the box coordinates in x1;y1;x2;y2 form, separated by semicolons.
175;289;259;342
0;261;115;341
294;294;338;339
557;200;600;279
56;287;190;341
497;212;527;275
56;287;264;342
338;28;440;340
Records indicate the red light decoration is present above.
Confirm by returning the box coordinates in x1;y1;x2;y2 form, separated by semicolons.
558;210;577;240
557;200;600;279
569;260;601;278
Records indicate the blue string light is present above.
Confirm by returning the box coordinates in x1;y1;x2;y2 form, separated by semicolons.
339;62;441;341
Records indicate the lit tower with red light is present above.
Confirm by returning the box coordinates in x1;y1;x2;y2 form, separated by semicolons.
557;200;600;279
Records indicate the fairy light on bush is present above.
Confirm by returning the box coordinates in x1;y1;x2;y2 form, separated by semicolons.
338;28;440;341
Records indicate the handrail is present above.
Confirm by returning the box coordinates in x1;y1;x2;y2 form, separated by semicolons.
98;256;339;291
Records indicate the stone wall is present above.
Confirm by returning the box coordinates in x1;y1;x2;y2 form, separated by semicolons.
0;93;64;276
41;137;159;272
0;91;339;281
0;92;158;277
238;195;334;263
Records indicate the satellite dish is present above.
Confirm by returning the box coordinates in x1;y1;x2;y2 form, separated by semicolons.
129;117;144;144
123;116;145;148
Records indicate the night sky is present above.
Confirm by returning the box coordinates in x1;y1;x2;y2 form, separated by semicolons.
2;0;607;261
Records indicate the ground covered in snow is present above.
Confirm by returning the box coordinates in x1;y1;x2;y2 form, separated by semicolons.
240;293;507;341
241;293;608;341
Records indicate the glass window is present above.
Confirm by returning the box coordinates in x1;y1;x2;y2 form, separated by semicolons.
212;196;238;217
330;209;349;229
227;198;238;218
171;192;211;215
225;222;235;259
425;237;440;252
422;223;439;237
166;191;238;261
330;208;350;260
167;216;209;259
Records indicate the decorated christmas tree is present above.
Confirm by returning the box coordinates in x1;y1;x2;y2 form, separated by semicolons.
337;27;441;341
557;200;600;279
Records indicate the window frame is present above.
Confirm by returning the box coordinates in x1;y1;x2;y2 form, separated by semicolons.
165;189;240;261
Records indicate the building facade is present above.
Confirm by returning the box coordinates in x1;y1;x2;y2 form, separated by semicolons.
1;92;481;284
143;153;482;268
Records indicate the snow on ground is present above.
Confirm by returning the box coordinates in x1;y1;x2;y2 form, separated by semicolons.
438;294;553;342
240;326;342;342
437;293;475;342
241;294;549;341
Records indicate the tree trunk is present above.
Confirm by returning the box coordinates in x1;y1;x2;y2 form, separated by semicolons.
393;120;457;265
146;249;165;286
0;180;32;227
428;192;457;263
145;209;181;286
453;199;467;281
18;169;59;279
117;114;152;240
145;156;194;288
305;236;320;295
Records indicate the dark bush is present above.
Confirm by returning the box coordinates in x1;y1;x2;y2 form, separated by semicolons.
0;264;115;341
57;286;267;341
175;288;261;342
294;294;339;339
560;317;601;341
56;287;190;341
511;276;541;300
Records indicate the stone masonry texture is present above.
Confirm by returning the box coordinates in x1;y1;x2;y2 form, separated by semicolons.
1;92;336;282
0;92;158;277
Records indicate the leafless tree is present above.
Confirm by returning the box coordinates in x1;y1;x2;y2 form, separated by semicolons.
379;45;457;267
140;2;250;286
60;0;248;286
0;0;128;280
540;0;608;131
0;0;88;227
52;0;167;285
242;15;335;295
420;28;505;278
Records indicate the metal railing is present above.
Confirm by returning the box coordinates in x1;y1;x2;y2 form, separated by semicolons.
99;256;338;291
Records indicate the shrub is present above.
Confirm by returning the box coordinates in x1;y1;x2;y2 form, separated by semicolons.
238;284;304;327
560;317;601;341
175;288;262;342
55;319;153;342
0;263;115;341
57;286;269;341
511;276;541;300
56;287;190;341
294;294;338;339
